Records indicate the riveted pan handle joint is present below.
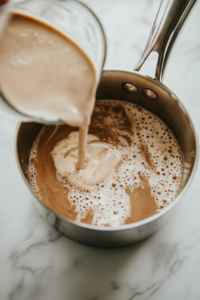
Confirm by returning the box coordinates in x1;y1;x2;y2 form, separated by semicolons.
134;0;197;82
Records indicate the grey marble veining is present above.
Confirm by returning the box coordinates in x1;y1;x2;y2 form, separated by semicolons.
0;0;200;299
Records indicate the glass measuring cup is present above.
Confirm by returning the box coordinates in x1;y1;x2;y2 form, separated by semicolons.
0;0;106;124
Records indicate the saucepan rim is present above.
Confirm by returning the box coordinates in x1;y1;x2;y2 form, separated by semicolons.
15;68;199;232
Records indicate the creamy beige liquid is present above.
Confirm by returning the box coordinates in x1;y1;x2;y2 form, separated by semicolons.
0;14;96;168
29;101;183;227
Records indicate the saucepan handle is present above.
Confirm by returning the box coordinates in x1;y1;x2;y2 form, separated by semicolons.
134;0;197;82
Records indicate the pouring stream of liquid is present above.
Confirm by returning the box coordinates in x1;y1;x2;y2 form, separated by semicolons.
76;127;88;170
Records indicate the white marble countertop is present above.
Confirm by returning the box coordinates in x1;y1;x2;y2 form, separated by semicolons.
1;0;200;299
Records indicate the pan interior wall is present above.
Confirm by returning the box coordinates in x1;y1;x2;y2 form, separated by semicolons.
96;71;197;189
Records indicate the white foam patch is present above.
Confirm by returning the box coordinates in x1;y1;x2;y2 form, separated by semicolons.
29;100;183;227
51;132;120;190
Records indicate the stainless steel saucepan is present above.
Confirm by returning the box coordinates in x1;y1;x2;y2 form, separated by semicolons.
15;0;199;247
